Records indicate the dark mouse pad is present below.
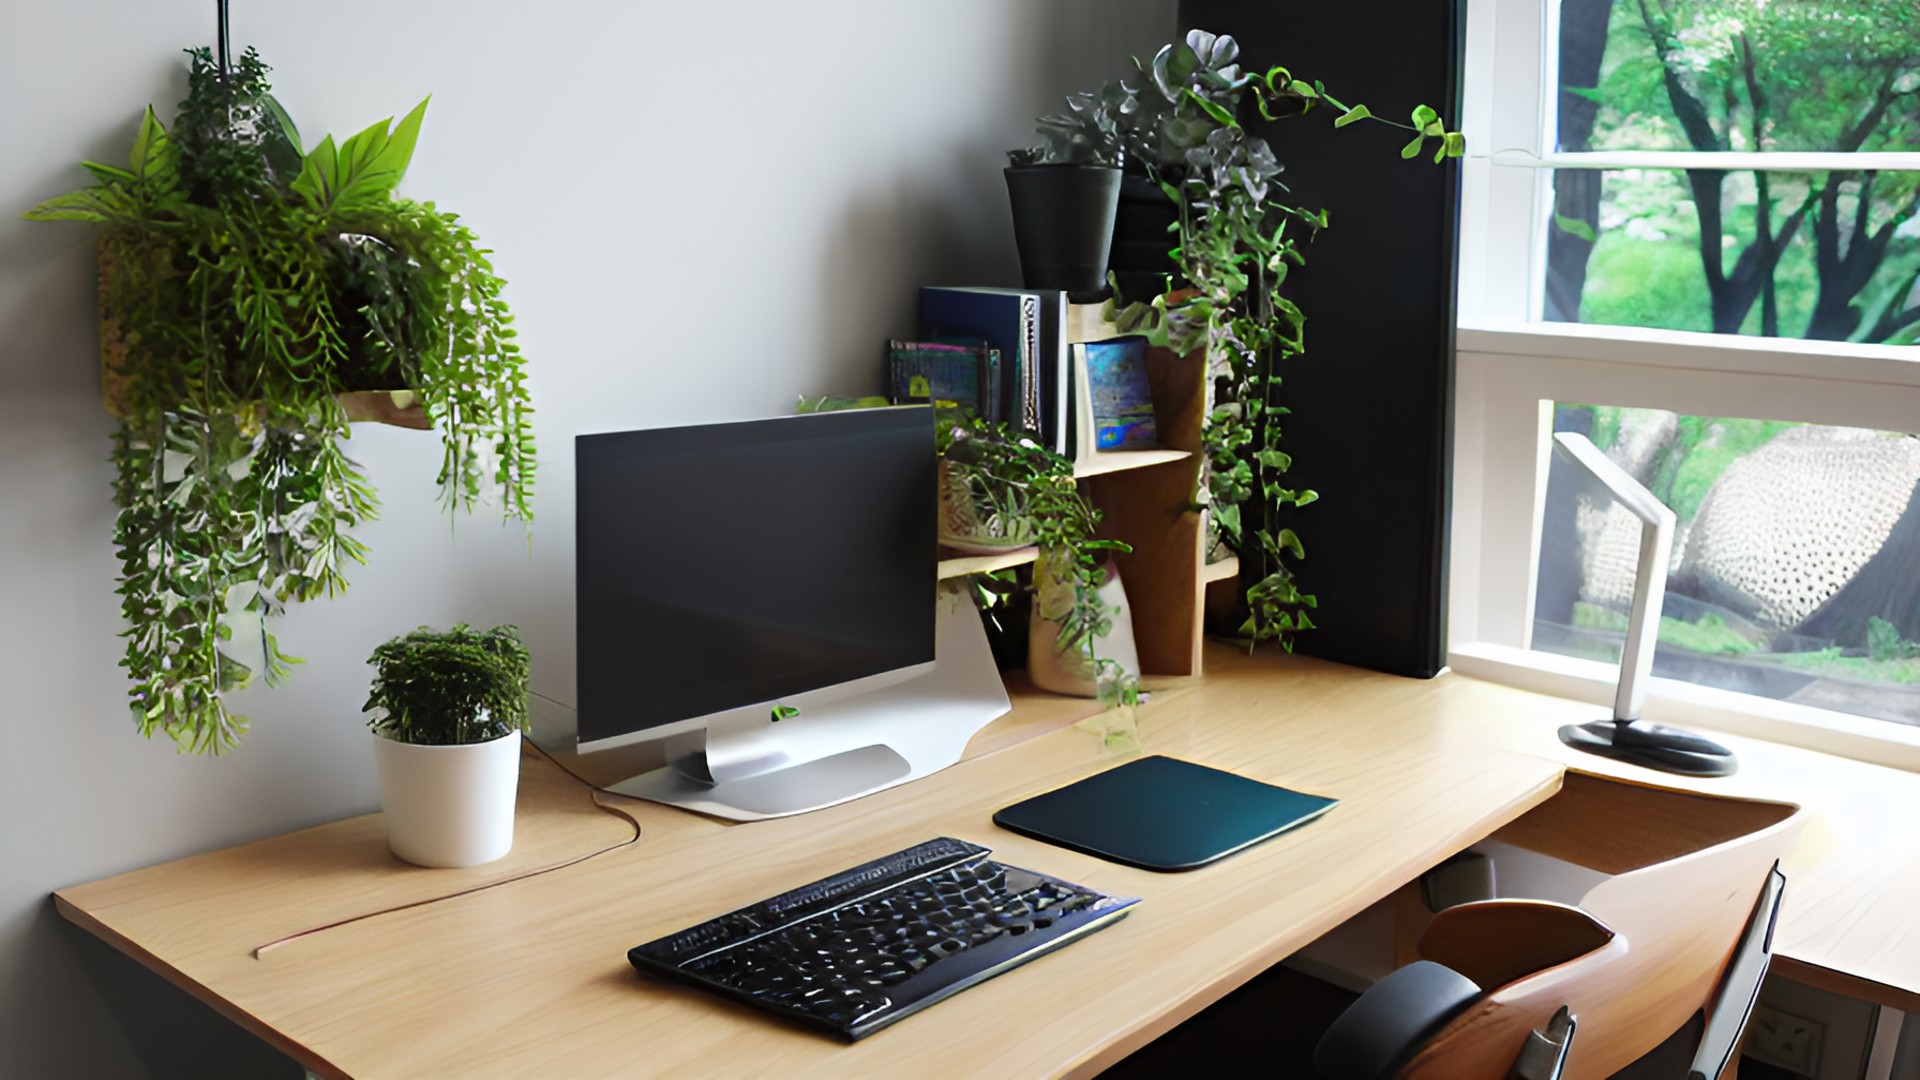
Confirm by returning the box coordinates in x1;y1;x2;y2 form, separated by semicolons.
992;755;1337;871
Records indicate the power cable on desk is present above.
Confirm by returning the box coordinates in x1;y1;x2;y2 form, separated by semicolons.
250;738;643;958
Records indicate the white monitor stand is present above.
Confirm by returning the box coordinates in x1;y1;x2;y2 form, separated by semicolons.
533;590;1011;821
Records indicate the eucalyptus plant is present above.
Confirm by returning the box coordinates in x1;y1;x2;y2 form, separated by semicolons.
364;624;531;746
27;47;534;754
1038;29;1462;649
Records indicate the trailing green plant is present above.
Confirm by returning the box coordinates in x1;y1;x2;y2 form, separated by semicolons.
364;624;531;746
27;46;534;754
1037;30;1461;650
937;412;1139;710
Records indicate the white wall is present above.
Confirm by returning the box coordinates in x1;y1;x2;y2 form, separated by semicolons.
0;2;1175;1073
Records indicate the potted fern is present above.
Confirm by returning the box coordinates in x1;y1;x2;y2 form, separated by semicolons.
25;45;534;755
364;624;531;868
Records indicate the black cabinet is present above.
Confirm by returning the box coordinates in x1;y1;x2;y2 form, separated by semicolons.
1182;0;1466;678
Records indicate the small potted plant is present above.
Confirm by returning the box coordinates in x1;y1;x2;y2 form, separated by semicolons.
364;624;531;868
1004;81;1128;301
938;415;1138;705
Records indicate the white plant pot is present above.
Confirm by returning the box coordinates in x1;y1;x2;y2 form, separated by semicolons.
373;729;522;868
1029;557;1140;698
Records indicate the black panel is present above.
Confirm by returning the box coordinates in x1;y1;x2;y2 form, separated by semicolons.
1181;1;1465;677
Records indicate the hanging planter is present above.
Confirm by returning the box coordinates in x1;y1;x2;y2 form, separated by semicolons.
27;40;534;754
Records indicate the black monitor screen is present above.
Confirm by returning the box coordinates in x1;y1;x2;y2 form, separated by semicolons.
575;407;935;745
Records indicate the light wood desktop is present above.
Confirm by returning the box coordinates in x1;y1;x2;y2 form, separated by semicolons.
55;647;1920;1078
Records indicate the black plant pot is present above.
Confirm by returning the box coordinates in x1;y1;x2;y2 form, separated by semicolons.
1107;173;1185;306
1004;164;1122;302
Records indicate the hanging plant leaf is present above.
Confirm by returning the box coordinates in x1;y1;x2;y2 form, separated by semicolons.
293;96;430;214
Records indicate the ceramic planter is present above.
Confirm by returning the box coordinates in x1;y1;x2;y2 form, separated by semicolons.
1106;173;1186;305
1004;164;1122;302
373;728;522;868
1028;554;1140;698
939;459;1039;553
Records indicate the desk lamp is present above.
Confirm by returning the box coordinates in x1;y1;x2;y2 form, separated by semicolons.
1550;433;1737;777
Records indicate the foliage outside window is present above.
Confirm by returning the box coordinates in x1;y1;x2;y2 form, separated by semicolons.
1534;405;1920;728
1545;0;1920;344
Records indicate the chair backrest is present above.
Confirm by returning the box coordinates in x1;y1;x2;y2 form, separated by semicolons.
1397;773;1801;1080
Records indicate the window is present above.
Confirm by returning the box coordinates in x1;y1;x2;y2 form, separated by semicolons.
1535;407;1920;727
1544;0;1920;342
1452;0;1920;765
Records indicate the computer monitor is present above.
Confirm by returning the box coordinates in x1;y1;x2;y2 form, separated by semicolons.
573;406;1010;820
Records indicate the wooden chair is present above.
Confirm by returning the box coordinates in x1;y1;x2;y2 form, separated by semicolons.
1315;773;1801;1080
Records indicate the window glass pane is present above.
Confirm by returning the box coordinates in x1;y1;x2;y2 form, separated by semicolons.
1534;405;1920;727
1556;0;1920;154
1542;168;1920;342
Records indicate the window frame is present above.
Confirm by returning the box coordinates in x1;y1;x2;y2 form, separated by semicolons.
1451;0;1920;771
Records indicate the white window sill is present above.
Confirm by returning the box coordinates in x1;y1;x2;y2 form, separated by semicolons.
1457;323;1920;389
1448;641;1920;774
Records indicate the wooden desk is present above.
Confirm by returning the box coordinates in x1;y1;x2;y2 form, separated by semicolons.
54;649;1920;1077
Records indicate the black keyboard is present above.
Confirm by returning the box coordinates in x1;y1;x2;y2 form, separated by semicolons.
627;837;1138;1039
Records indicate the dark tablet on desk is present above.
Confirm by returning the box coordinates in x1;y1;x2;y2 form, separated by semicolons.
992;755;1337;871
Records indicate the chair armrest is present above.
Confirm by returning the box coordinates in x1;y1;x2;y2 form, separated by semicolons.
1313;960;1482;1080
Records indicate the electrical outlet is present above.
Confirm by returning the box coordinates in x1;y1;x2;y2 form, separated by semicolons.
1745;1004;1824;1076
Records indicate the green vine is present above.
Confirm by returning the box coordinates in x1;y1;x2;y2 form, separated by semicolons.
27;47;534;753
1035;30;1462;649
937;413;1139;711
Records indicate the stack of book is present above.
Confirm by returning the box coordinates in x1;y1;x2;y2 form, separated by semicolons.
903;286;1158;465
910;286;1067;453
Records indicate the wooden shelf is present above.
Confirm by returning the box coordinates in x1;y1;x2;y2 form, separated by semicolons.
1065;302;1128;345
936;546;1038;581
1072;448;1191;479
1201;555;1241;583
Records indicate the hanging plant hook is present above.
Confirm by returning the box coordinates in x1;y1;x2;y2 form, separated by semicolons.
215;0;231;81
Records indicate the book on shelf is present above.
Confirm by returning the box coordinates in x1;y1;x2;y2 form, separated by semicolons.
1071;337;1159;463
918;287;1055;444
887;339;1001;418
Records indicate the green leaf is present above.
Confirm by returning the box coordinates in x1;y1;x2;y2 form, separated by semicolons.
261;93;304;154
1333;104;1373;129
1553;213;1598;242
1185;88;1238;127
1288;80;1318;99
1277;528;1305;560
1444;131;1465;158
293;96;430;213
1401;134;1425;160
1563;85;1605;103
82;162;137;185
1255;449;1292;471
1411;104;1439;128
22;188;123;222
